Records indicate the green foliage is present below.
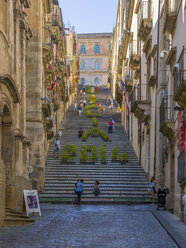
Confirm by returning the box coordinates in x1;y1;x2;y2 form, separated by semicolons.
85;104;98;110
92;117;98;127
120;151;128;164
61;152;68;163
89;145;97;162
61;145;77;162
80;145;87;163
80;145;97;163
87;86;92;94
86;110;102;117
81;127;109;142
100;145;107;164
111;146;119;161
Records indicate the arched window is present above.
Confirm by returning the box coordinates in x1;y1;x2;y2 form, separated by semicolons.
95;77;99;84
95;45;100;53
81;78;85;85
95;62;99;70
81;62;85;70
81;45;86;54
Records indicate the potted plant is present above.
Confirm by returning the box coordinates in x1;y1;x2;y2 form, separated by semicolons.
120;151;128;164
100;145;107;164
111;146;119;162
61;152;68;163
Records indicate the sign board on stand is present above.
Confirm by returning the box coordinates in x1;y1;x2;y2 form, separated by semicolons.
23;190;41;216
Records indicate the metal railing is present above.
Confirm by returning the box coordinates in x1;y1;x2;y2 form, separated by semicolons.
160;95;174;127
125;69;133;82
138;0;150;30
131;86;140;111
174;47;186;95
130;40;138;58
168;0;177;12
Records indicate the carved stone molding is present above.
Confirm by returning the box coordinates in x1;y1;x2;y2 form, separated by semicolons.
14;128;25;141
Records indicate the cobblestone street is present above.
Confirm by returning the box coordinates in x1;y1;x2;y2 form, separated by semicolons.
0;204;178;248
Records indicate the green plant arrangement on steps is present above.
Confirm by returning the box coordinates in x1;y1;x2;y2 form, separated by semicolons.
111;146;119;161
120;151;128;164
80;145;97;163
80;145;87;163
86;110;102;117
81;127;109;142
100;145;107;164
61;145;77;163
92;117;98;127
85;104;103;110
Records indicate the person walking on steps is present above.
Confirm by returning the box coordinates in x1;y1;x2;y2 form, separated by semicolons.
75;179;84;205
53;138;60;158
93;181;100;197
108;118;113;133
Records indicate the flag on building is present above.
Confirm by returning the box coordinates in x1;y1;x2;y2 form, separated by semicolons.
121;79;125;91
50;72;63;90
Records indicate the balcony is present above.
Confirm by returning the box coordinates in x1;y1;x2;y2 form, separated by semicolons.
159;96;174;141
45;118;53;130
138;0;152;41
174;48;186;109
131;86;151;123
148;75;156;87
52;99;60;112
129;40;140;70
125;73;133;93
42;44;52;64
42;101;51;118
47;130;54;140
163;0;177;35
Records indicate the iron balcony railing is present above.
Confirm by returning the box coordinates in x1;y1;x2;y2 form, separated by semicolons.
138;0;150;30
160;95;174;127
131;86;140;111
174;47;186;95
167;0;177;12
130;40;138;58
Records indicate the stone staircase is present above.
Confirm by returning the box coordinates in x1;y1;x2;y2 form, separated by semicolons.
4;208;35;226
39;86;151;204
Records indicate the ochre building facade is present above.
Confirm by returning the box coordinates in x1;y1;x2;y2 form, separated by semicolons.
77;33;112;86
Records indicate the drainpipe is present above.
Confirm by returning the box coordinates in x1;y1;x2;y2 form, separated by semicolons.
154;0;161;178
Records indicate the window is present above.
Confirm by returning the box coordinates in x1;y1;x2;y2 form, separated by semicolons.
95;62;99;70
95;77;99;84
95;45;100;53
81;62;85;70
81;78;85;85
81;45;86;54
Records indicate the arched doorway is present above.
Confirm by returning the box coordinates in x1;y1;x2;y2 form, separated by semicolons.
1;104;15;209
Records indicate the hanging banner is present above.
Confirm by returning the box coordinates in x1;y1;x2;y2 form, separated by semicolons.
177;110;185;154
23;190;41;216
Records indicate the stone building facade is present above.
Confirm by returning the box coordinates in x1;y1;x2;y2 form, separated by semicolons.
110;0;186;221
77;33;112;86
0;0;32;227
0;0;77;227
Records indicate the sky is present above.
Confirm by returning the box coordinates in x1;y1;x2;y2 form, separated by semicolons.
59;0;118;34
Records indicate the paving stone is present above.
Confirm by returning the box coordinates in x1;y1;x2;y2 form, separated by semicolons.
0;204;178;248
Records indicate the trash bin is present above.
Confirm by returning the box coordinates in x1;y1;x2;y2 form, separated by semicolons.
157;188;166;210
